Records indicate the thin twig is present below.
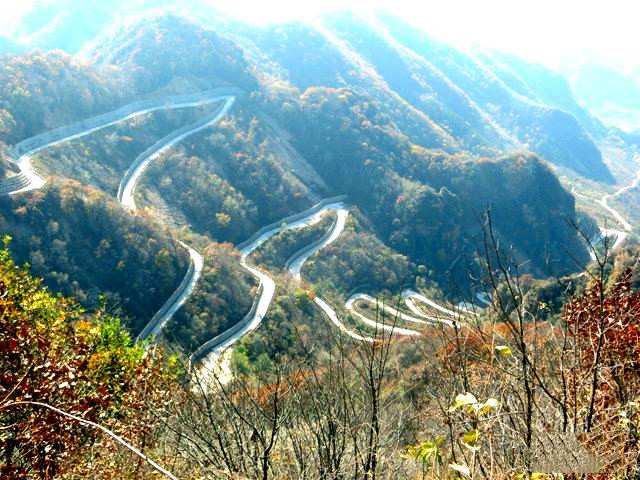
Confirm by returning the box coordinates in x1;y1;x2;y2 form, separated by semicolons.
2;401;179;480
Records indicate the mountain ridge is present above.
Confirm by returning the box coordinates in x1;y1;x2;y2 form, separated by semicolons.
0;5;619;346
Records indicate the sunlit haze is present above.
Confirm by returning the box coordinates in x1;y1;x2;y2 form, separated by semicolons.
2;0;640;71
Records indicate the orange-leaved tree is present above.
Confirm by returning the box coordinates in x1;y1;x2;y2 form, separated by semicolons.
0;236;168;479
564;266;640;474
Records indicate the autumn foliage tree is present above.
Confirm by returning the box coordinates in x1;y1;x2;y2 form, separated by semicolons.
0;237;167;479
564;266;640;474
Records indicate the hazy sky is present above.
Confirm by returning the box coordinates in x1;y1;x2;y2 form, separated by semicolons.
3;0;639;71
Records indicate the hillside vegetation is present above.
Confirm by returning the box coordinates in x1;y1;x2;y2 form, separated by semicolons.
0;5;608;348
0;180;189;333
0;241;168;478
3;240;640;478
1;2;640;478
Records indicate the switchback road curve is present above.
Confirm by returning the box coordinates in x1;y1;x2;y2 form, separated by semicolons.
0;88;240;342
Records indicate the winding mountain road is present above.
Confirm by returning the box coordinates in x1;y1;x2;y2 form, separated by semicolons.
286;206;461;340
347;292;457;328
198;195;474;384
196;197;467;386
4;86;477;383
595;171;640;233
287;207;349;280
118;96;235;211
198;202;359;380
572;168;638;259
1;89;239;342
345;294;421;335
195;200;460;383
344;290;463;333
313;297;374;343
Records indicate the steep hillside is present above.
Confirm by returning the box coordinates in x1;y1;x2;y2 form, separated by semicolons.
5;4;621;181
0;52;125;145
0;49;260;343
475;49;608;139
319;11;512;155
31;102;221;195
0;7;601;344
0;180;189;333
165;238;258;352
2;5;640;479
227;9;615;182
238;20;457;152
372;12;614;183
87;12;259;95
252;81;589;280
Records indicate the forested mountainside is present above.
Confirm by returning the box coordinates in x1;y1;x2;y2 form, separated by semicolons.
0;180;189;332
1;3;632;349
238;10;615;181
0;52;135;155
0;2;611;342
5;202;640;479
5;2;640;478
